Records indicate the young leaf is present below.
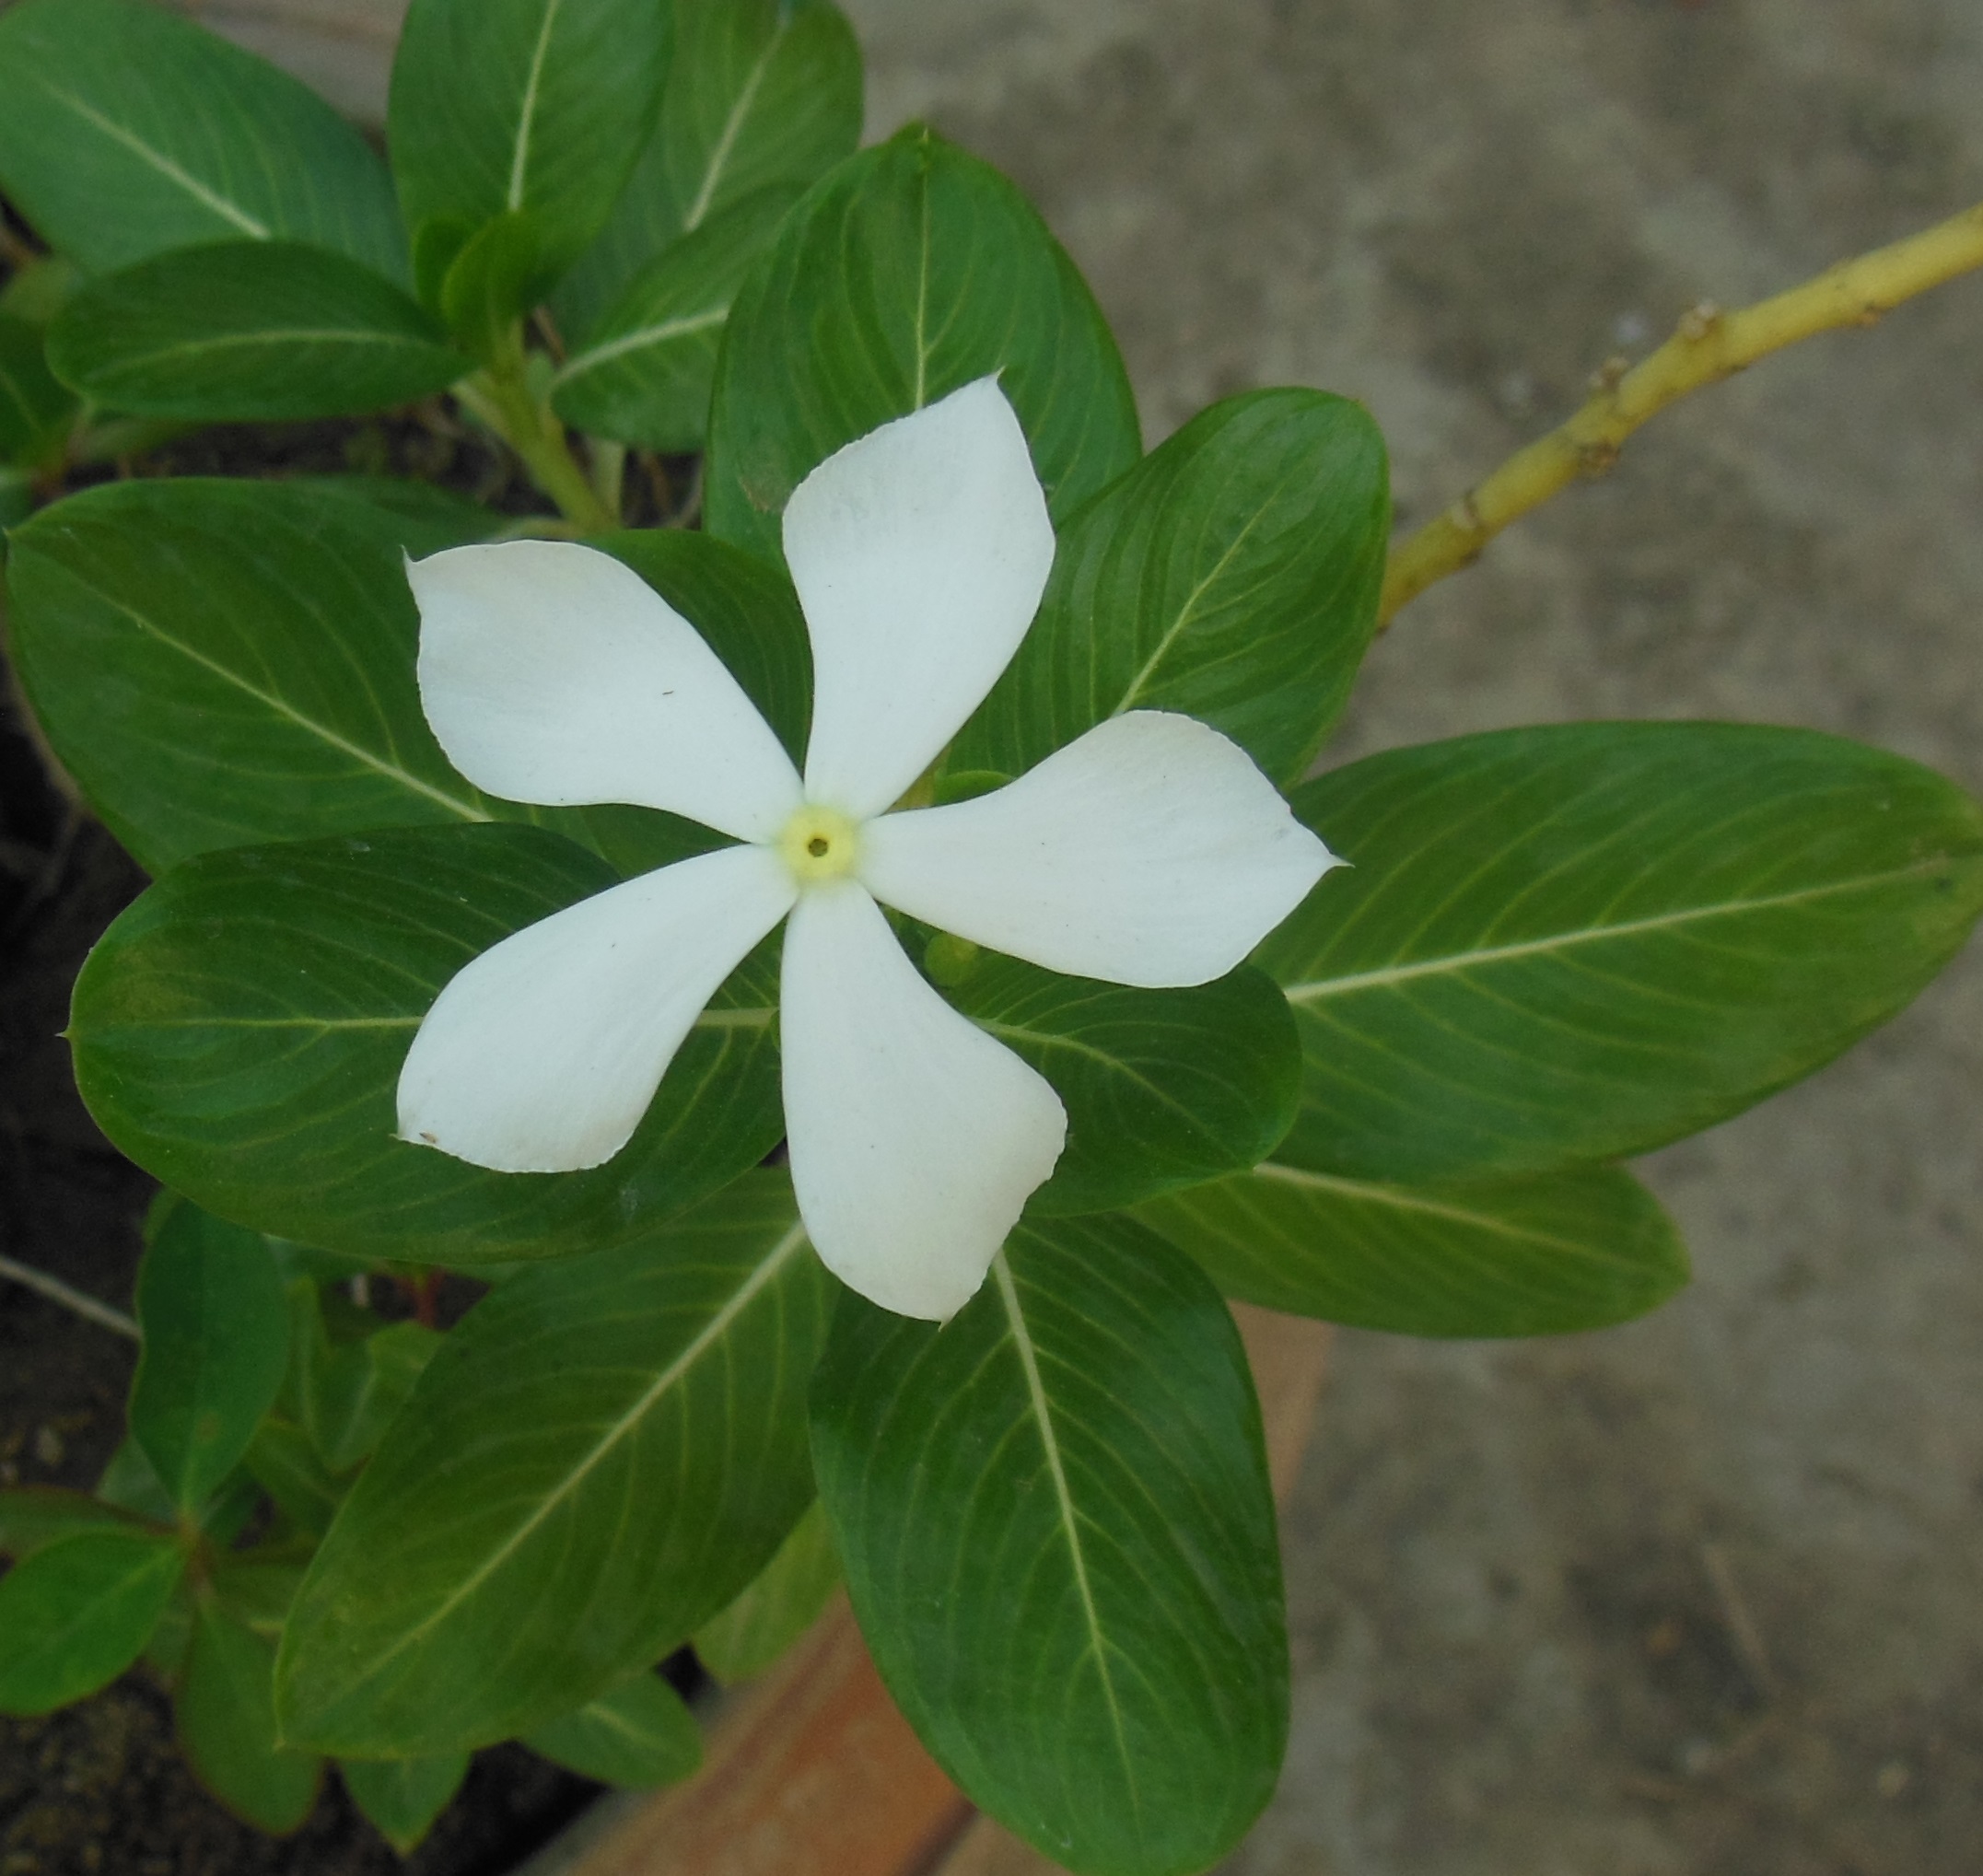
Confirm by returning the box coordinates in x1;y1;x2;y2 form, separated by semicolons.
951;390;1391;788
340;1753;472;1855
706;126;1141;567
46;242;468;420
0;0;405;279
1263;723;1983;1183
553;0;861;340
6;477;503;873
693;1498;840;1685
242;1419;347;1541
388;0;672;307
276;1174;830;1756
70;825;782;1266
0;1528;187;1716
939;956;1301;1218
0;311;76;469
130;1203;289;1515
437;209;561;360
811;1216;1286;1876
1137;1161;1690;1337
553;186;800;451
301;1316;442;1475
178;1601;322;1834
523;1672;703;1789
0;1487;146;1560
95;1438;180;1526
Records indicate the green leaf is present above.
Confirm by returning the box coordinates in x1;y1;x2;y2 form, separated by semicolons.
46;242;468;421
242;1419;347;1541
553;0;861;342
951;390;1390;787
178;1601;322;1834
553;186;799;451
0;1528;187;1715
1137;1161;1689;1336
70;825;782;1266
939;956;1301;1218
0;1488;147;1560
693;1498;840;1685
211;1556;309;1642
340;1753;471;1855
130;1202;290;1515
706;126;1141;566
1263;723;1983;1183
6;476;505;873
388;0;672;306
0;311;76;469
95;1437;179;1526
524;1672;703;1789
811;1216;1285;1876
437;208;562;360
277;1174;830;1755
0;0;405;279
301;1314;442;1474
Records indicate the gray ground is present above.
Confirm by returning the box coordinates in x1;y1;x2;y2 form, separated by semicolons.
189;3;1983;1869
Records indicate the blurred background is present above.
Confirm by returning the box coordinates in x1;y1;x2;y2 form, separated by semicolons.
56;2;1983;1868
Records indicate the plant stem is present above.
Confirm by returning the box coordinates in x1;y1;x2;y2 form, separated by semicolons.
456;351;617;534
1379;199;1983;627
0;1251;140;1342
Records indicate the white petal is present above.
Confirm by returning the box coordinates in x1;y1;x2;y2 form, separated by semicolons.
410;541;802;843
784;377;1056;820
780;880;1067;1321
859;711;1339;988
398;844;796;1172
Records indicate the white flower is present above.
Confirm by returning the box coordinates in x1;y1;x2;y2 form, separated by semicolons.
396;378;1337;1320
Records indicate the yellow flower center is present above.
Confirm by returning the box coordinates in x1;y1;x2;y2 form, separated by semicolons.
777;804;862;884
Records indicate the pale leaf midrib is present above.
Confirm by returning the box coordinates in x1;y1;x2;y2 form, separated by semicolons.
554;306;729;384
1283;861;1957;1004
1251;1161;1636;1264
39;79;272;239
991;1254;1141;1814
75;579;490;824
507;0;566;213
324;1221;810;1699
681;31;779;232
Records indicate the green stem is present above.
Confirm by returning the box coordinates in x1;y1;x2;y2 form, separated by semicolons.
458;341;616;533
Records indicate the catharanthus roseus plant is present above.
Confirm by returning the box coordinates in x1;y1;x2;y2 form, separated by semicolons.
3;1;1982;1872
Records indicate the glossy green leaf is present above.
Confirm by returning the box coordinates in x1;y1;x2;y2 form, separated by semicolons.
243;1419;347;1541
6;476;505;873
0;312;76;468
1137;1161;1689;1336
301;1317;442;1475
693;1498;840;1685
524;1672;703;1789
553;0;860;342
388;0;671;305
46;242;467;421
178;1601;321;1834
951;390;1390;787
130;1202;289;1514
554;186;799;450
0;1488;146;1560
706;127;1141;566
812;1215;1285;1876
70;825;782;1266
277;1174;831;1755
939;955;1301;1217
0;1529;186;1715
341;1753;471;1855
1263;723;1983;1182
0;0;405;279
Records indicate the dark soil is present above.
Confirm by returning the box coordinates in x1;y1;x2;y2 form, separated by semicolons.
0;226;637;1871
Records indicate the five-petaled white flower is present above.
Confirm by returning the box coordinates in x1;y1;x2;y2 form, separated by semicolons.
397;378;1337;1320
